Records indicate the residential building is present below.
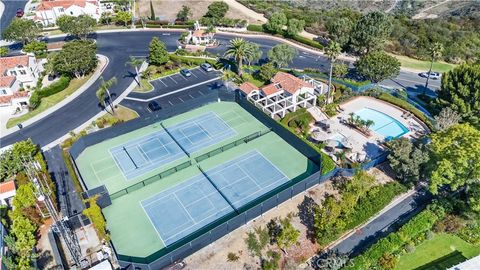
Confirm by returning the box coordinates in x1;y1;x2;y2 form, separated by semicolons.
239;71;320;118
184;21;216;47
0;76;30;111
0;181;16;206
0;54;43;89
35;0;101;26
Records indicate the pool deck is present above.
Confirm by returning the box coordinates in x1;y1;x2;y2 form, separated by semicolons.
309;96;429;162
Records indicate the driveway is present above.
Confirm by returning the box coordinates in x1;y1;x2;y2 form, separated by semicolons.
330;190;431;257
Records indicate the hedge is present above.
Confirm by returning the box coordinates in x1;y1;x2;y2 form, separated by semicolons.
290;34;324;50
345;182;408;230
29;76;71;108
168;54;218;68
344;209;440;270
247;24;264;32
376;92;433;130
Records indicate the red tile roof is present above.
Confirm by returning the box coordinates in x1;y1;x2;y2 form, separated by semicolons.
0;91;29;105
0;55;29;75
271;71;313;95
192;30;209;37
238;82;258;95
37;0;90;11
0;76;15;88
0;181;16;194
261;83;281;96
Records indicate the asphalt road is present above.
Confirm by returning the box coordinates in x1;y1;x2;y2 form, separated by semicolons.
0;0;27;38
331;190;431;257
0;31;440;148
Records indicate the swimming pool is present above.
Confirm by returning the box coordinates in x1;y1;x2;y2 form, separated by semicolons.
329;133;346;147
354;108;409;139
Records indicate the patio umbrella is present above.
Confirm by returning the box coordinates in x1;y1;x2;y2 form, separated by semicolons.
342;137;357;149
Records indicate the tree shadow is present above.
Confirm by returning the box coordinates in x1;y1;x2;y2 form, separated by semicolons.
297;195;318;243
36;250;54;270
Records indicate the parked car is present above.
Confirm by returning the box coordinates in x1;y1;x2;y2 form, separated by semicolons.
200;63;213;72
148;101;161;112
16;8;24;17
419;71;441;80
180;69;192;77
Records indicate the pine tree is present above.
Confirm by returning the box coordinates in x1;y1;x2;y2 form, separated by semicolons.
148;37;169;65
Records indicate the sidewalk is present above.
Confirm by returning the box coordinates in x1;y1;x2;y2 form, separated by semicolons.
0;54;109;137
42;61;148;150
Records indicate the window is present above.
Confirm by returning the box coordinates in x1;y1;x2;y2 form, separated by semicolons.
19;70;27;75
10;71;17;76
70;11;73;15
59;8;64;12
1;90;7;95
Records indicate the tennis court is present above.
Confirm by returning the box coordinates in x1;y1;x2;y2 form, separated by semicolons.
205;150;289;209
165;112;237;154
109;131;186;180
141;174;234;246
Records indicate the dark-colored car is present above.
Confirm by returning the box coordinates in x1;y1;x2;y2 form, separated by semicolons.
148;101;161;112
16;8;24;17
180;69;192;77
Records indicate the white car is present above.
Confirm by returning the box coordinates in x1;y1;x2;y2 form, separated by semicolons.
419;71;441;80
200;63;213;72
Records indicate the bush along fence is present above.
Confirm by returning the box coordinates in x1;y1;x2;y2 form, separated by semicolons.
343;208;441;270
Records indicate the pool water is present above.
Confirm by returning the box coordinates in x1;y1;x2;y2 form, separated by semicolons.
329;133;346;147
354;108;409;139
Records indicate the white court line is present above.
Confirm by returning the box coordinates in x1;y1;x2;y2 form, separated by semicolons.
173;193;196;224
140;203;166;247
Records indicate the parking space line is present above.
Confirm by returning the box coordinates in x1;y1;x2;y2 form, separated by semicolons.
199;90;205;96
180;74;188;81
158;79;168;87
168;101;174;106
189;94;194;99
179;97;184;102
190;71;198;78
197;69;207;75
168;76;177;84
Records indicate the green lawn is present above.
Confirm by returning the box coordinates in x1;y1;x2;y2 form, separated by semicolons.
390;54;456;73
7;74;94;128
396;233;480;270
133;78;154;93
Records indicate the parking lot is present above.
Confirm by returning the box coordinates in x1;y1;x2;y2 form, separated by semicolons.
127;67;222;100
121;67;225;116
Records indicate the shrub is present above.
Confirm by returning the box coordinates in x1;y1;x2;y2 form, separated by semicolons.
290;35;323;50
405;243;415;253
247;24;264;32
425;230;434;240
37;76;71;97
28;92;41;109
434;214;465;233
226;252;240;262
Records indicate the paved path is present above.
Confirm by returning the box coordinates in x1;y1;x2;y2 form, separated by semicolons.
330;189;431;256
44;145;85;217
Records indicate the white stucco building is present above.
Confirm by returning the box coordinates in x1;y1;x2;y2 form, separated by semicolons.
0;181;16;206
35;0;101;26
0;54;42;111
239;72;320;118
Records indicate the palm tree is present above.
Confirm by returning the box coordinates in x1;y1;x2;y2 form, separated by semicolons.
224;38;255;76
365;119;375;131
424;42;443;94
96;76;118;113
125;56;144;86
325;41;342;104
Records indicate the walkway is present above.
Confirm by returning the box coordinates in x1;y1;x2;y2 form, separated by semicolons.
329;189;431;256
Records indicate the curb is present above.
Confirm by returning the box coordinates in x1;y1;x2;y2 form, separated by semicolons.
42;61;148;150
1;54;109;137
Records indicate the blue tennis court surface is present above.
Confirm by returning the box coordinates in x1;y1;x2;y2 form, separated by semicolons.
166;112;236;154
205;150;289;209
141;174;234;246
110;131;186;180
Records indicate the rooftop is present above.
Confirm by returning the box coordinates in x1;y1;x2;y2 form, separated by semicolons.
0;181;16;194
0;55;29;75
0;76;16;88
36;0;97;11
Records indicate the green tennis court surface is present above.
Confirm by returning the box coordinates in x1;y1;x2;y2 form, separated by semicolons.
75;101;319;258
